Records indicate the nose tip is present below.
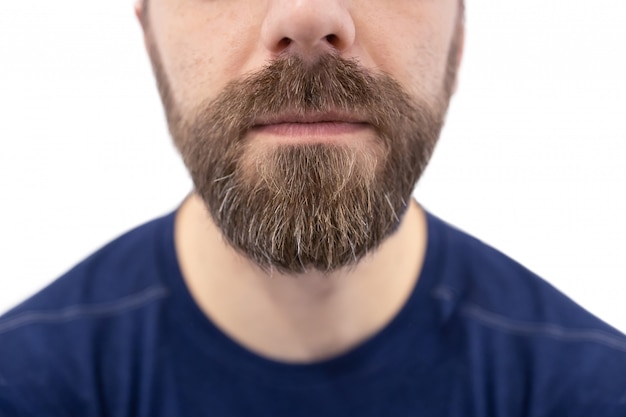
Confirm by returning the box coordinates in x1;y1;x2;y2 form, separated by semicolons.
261;1;356;57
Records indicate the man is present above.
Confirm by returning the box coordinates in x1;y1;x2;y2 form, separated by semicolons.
0;0;625;416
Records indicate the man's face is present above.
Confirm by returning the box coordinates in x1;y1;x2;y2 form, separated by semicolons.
139;0;463;274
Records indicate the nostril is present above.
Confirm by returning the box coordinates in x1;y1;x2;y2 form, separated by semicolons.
325;34;339;46
278;37;292;49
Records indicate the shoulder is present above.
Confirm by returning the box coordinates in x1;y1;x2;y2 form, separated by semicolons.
0;212;175;415
2;211;175;315
425;212;626;416
426;211;624;333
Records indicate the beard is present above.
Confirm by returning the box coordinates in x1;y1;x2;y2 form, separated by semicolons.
148;43;458;274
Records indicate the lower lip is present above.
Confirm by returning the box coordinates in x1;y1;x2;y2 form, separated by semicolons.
252;122;370;141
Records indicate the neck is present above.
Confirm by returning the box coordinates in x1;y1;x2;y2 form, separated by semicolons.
174;193;428;363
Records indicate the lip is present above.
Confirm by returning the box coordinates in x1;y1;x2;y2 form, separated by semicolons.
251;112;371;140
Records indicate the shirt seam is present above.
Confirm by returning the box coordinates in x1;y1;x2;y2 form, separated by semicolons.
0;285;169;336
432;285;626;353
457;300;626;353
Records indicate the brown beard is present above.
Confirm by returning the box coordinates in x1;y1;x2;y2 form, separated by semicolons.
147;42;459;274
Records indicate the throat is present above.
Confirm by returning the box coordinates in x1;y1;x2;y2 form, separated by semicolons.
173;194;427;363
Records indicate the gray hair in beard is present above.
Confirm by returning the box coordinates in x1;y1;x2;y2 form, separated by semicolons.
151;52;455;274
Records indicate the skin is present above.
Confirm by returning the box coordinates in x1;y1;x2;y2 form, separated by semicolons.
135;0;464;363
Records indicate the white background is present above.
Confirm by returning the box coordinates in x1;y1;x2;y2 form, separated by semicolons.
0;2;625;331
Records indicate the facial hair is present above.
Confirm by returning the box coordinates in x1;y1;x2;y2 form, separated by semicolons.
148;45;458;274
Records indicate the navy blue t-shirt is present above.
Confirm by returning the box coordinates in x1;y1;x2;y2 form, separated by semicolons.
1;209;625;416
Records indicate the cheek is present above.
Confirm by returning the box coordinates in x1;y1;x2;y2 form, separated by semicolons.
170;50;218;112
150;8;261;113
355;0;458;99
403;40;449;99
366;32;445;100
355;14;450;99
395;23;451;97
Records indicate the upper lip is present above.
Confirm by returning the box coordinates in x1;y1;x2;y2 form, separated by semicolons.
253;111;367;126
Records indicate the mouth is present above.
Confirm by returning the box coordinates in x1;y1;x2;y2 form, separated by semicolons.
251;112;371;141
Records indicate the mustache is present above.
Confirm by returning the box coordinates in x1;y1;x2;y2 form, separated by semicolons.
201;54;419;138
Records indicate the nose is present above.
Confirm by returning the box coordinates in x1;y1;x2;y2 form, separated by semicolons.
261;0;356;57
